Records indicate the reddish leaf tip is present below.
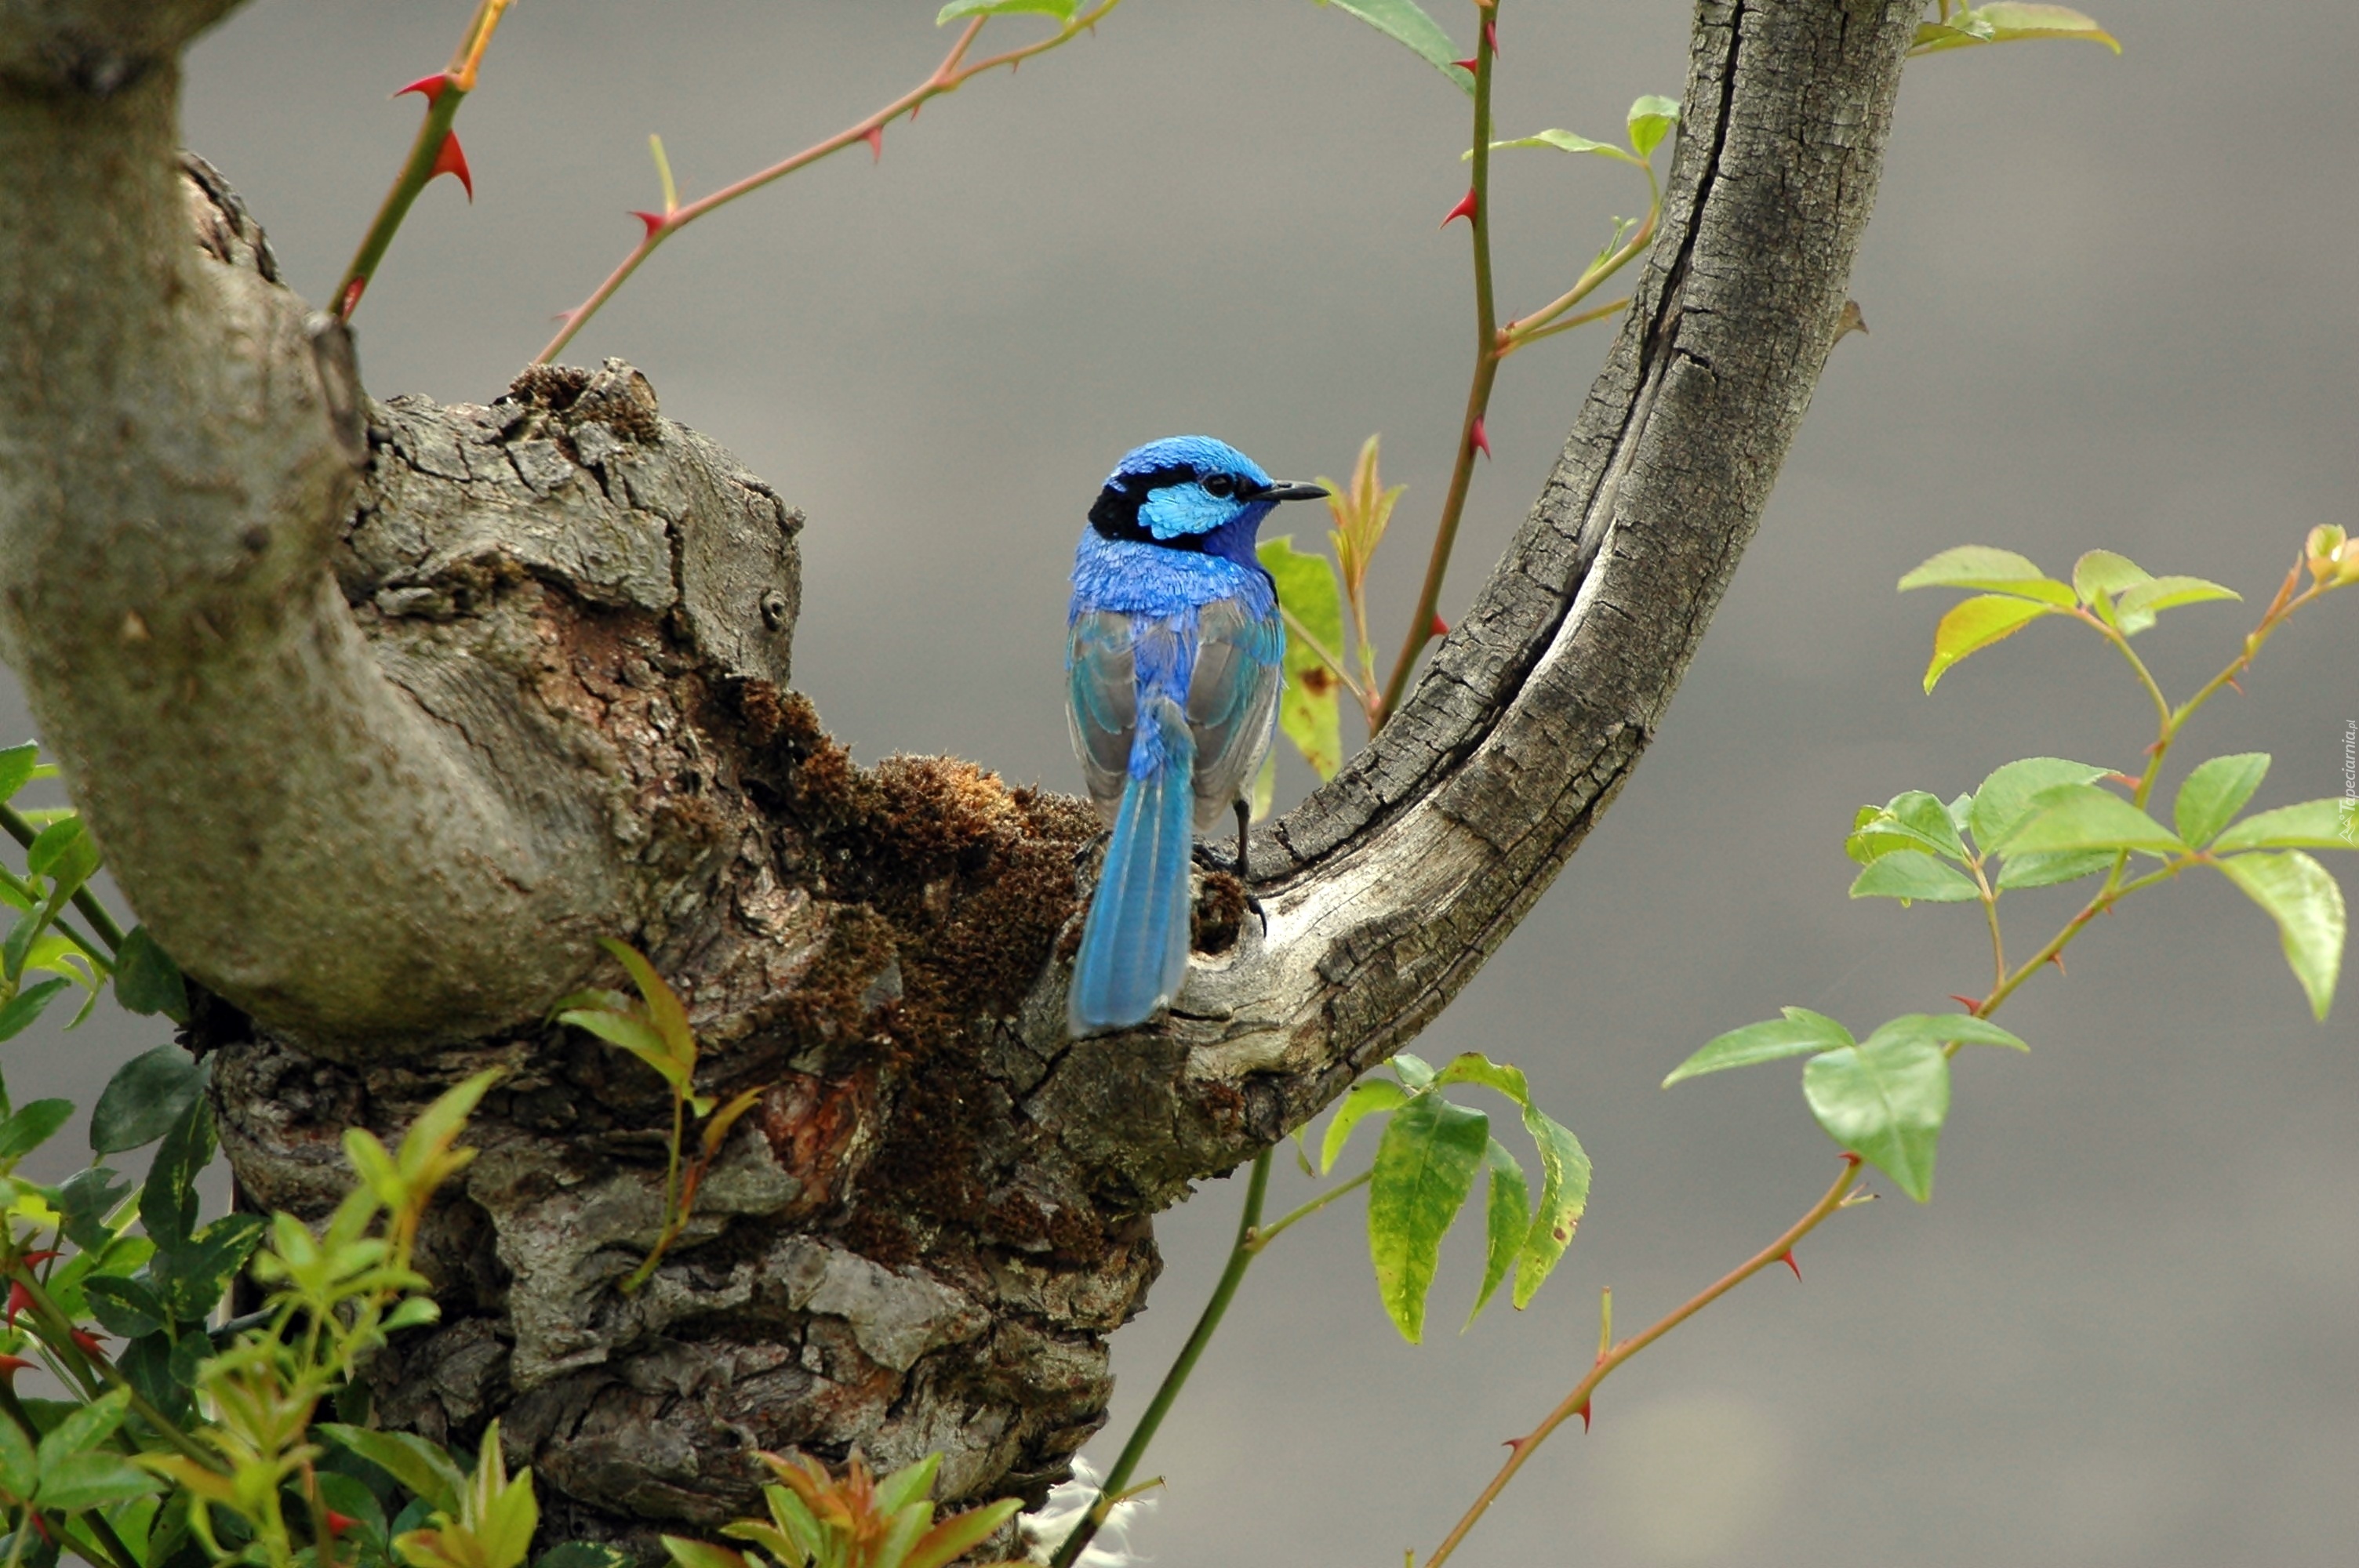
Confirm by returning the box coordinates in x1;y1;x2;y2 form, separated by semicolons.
863;125;885;162
396;72;452;105
1469;416;1492;459
1779;1249;1801;1282
1441;187;1478;228
432;130;473;201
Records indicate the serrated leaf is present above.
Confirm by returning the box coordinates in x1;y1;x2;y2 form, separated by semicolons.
158;1211;264;1320
1909;3;2122;56
1510;1108;1590;1308
2113;574;2239;636
1847;790;1970;864
1467;1138;1528;1327
936;0;1076;24
1897;545;2071;602
2070;549;2150;604
1257;535;1347;779
1367;1095;1488;1342
0;746;36;806
0;1098;72;1163
1664;1007;1855;1086
0;978;70;1044
2006;783;2185;857
1866;1013;2028;1053
82;1277;167;1340
1924;595;2059;691
2215;852;2346;1019
1970;757;2111;852
2212;800;2359;853
111;927;188;1021
1849;851;1982;903
319;1427;466;1519
1995;848;2117;890
1804;1036;1950;1202
1626;94;1680;158
1318;0;1475;96
89;1045;207;1156
1432;1052;1532;1108
2173;753;2270;848
1320;1078;1408;1174
1482;129;1641;166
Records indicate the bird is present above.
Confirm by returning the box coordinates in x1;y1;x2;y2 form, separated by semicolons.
1064;436;1329;1036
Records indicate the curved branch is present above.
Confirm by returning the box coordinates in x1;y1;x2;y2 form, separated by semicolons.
1032;0;1924;1201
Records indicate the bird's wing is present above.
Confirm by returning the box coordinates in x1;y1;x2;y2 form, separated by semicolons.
1186;595;1284;832
1066;609;1140;822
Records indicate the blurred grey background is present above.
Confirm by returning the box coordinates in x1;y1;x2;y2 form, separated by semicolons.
4;1;2354;1563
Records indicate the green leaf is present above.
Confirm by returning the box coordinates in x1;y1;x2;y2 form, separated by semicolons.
1390;1052;1436;1091
1366;1094;1488;1342
2005;783;2185;857
1804;1036;1951;1202
36;1390;129;1472
55;1167;131;1254
2070;549;2150;604
112;927;189;1022
536;1546;634;1568
1664;1007;1855;1086
1866;1013;2028;1053
1317;0;1475;96
1432;1051;1532;1108
2172;753;2270;848
874;1453;940;1518
24;818;96;887
1482;129;1641;167
0;746;37;806
318;1427;466;1519
1320;1077;1408;1174
90;1045;207;1156
936;0;1076;24
661;1542;747;1568
2212;800;2359;853
557;1009;683;1090
1847;790;1970;863
1909;4;2122;56
1626;94;1680;158
598;938;696;1067
0;1098;72;1163
2113;574;2239;636
1924;595;2059;691
1467;1138;1528;1327
904;1499;1025;1568
1995;848;2117;890
1969;757;2111;852
0;1403;32;1497
1849;851;1982;903
139;1096;214;1253
35;1451;155;1512
1897;545;2074;604
156;1211;264;1320
318;1471;391;1550
0;978;70;1044
2215;851;2346;1019
82;1277;168;1340
1256;535;1347;779
1510;1108;1590;1309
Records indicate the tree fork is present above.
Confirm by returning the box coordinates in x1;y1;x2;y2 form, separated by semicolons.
0;0;1920;1544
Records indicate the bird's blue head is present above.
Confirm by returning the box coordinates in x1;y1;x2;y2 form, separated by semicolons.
1087;436;1329;568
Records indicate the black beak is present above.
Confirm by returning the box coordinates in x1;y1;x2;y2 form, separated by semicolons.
1259;481;1329;503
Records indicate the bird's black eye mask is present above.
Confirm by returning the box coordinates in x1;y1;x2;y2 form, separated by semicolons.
1088;464;1266;547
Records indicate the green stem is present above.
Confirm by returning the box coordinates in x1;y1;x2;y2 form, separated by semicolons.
0;804;122;955
535;2;1124;365
1497;294;1630;355
1377;5;1501;726
8;1270;218;1472
1048;1149;1270;1568
1246;1167;1371;1254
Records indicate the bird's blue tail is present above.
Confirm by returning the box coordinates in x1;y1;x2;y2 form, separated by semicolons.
1070;701;1195;1034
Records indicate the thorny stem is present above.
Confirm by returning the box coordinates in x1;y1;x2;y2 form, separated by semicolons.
5;1269;218;1472
333;0;515;319
535;4;1123;365
0;804;124;956
1049;1149;1271;1568
1378;4;1502;726
1422;1158;1863;1568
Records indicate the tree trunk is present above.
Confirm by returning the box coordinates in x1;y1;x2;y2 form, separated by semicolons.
0;0;1920;1546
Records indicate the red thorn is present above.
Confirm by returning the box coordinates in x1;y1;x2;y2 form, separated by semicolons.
396;72;453;106
1485;18;1500;55
2226;675;2244;695
19;1251;60;1268
1947;994;1983;1014
340;277;366;318
1779;1249;1801;1282
1452;56;1479;74
0;1355;29;1380
5;1283;28;1330
1841;1152;1864;1167
1577;1402;1593;1433
325;1512;360;1538
863;125;885;162
431;130;473;201
68;1330;104;1359
1430;614;1450;640
2047;951;2067;975
1469;416;1492;459
632;210;667;241
1441;187;1478;228
28;1515;49;1544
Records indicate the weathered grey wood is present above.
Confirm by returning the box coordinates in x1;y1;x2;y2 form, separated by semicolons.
0;0;1919;1547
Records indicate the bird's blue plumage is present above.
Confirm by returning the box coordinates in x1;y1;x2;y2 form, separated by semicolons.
1065;437;1324;1035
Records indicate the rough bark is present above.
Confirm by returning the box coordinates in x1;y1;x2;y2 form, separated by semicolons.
0;0;1920;1548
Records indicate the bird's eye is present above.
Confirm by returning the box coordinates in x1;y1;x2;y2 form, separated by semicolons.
1201;474;1236;499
